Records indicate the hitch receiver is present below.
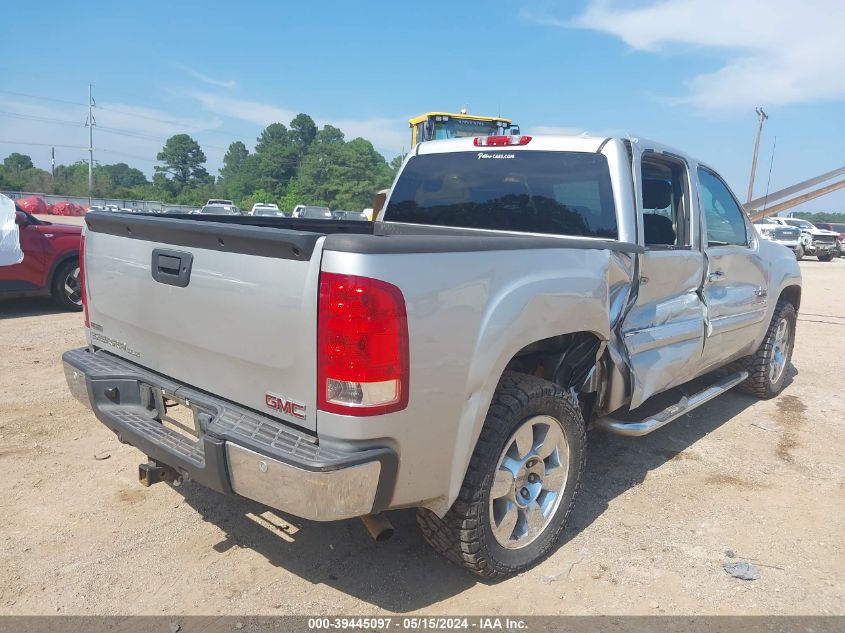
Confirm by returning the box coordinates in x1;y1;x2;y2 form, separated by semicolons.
139;459;182;487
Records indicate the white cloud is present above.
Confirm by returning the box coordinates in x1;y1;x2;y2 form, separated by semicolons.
523;0;845;110
177;65;238;90
188;92;297;127
187;92;408;156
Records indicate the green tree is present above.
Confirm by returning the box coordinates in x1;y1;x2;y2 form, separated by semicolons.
389;154;404;177
16;167;53;193
101;162;148;189
793;211;845;223
52;161;111;197
238;188;278;212
4;152;34;172
217;141;256;201
155;134;211;191
220;141;249;180
279;179;300;212
295;125;347;206
297;127;393;209
253;123;298;196
290;113;317;163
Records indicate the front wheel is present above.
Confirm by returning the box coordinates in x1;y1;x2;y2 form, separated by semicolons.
818;253;833;262
735;300;797;399
417;372;586;578
794;245;804;260
51;259;83;312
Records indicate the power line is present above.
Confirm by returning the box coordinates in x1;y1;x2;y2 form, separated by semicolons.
762;136;778;213
0;87;235;139
0;110;82;127
96;125;229;151
0;140;88;149
0;109;230;151
98;148;161;162
0;89;86;107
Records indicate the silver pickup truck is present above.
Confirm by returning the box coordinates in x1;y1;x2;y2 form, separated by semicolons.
63;134;801;578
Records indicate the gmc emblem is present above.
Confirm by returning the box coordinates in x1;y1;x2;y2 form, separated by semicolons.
265;393;306;420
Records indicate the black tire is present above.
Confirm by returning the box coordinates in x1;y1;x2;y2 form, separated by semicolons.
794;245;804;260
734;299;797;399
818;253;833;262
51;258;83;312
416;371;586;578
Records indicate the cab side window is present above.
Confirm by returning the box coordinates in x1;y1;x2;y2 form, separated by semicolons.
641;156;690;248
698;167;748;247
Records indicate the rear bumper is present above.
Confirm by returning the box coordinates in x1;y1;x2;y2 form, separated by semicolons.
63;347;396;521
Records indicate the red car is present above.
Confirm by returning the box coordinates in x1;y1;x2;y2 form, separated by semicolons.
0;206;83;310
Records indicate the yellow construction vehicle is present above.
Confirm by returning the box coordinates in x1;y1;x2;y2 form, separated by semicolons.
409;111;517;146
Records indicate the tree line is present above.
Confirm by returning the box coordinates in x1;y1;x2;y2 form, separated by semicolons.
0;113;402;211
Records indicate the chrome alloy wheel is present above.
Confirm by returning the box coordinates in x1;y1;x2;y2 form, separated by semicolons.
488;415;569;549
769;316;791;384
63;266;82;306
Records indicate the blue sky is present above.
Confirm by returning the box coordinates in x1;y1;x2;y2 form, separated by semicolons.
2;0;843;211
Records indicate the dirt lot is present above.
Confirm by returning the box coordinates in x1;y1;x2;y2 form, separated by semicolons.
0;259;843;616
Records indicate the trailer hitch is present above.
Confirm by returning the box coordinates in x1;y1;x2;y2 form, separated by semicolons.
138;459;183;487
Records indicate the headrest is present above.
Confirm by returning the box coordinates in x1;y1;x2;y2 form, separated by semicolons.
643;179;672;210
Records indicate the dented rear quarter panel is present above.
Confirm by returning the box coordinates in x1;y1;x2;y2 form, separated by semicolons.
318;243;636;514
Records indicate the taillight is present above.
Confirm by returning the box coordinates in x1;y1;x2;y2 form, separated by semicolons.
79;234;89;328
473;135;532;147
318;272;409;416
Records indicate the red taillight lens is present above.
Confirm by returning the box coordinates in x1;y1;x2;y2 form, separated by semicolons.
79;234;89;328
473;135;532;147
318;272;409;416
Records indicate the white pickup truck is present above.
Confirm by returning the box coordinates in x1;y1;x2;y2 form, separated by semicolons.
64;134;801;577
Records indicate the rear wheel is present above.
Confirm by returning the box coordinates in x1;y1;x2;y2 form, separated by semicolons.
735;299;796;399
417;371;586;578
818;253;833;262
51;259;83;312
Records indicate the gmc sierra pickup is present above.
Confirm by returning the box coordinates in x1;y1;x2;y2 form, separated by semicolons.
63;134;801;578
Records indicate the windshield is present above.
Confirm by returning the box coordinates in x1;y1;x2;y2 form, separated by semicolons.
433;118;502;140
385;151;618;238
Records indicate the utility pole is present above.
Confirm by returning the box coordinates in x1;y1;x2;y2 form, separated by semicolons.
85;83;96;198
746;107;768;203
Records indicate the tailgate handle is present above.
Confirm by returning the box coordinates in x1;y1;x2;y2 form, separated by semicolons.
151;248;193;287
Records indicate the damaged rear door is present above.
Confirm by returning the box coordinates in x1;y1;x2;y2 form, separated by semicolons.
621;150;706;408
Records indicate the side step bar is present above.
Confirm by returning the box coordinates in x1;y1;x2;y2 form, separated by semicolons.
594;371;749;437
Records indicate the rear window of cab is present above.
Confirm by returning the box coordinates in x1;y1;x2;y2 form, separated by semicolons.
384;151;618;239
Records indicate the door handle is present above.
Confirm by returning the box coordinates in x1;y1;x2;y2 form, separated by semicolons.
707;270;725;283
151;248;193;287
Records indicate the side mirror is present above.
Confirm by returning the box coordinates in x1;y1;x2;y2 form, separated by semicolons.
15;211;28;227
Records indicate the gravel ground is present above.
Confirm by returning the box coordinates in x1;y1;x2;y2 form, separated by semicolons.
0;259;842;616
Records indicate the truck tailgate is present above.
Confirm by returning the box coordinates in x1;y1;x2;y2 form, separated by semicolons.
83;214;324;432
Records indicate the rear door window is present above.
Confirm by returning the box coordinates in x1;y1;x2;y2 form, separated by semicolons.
384;151;618;238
